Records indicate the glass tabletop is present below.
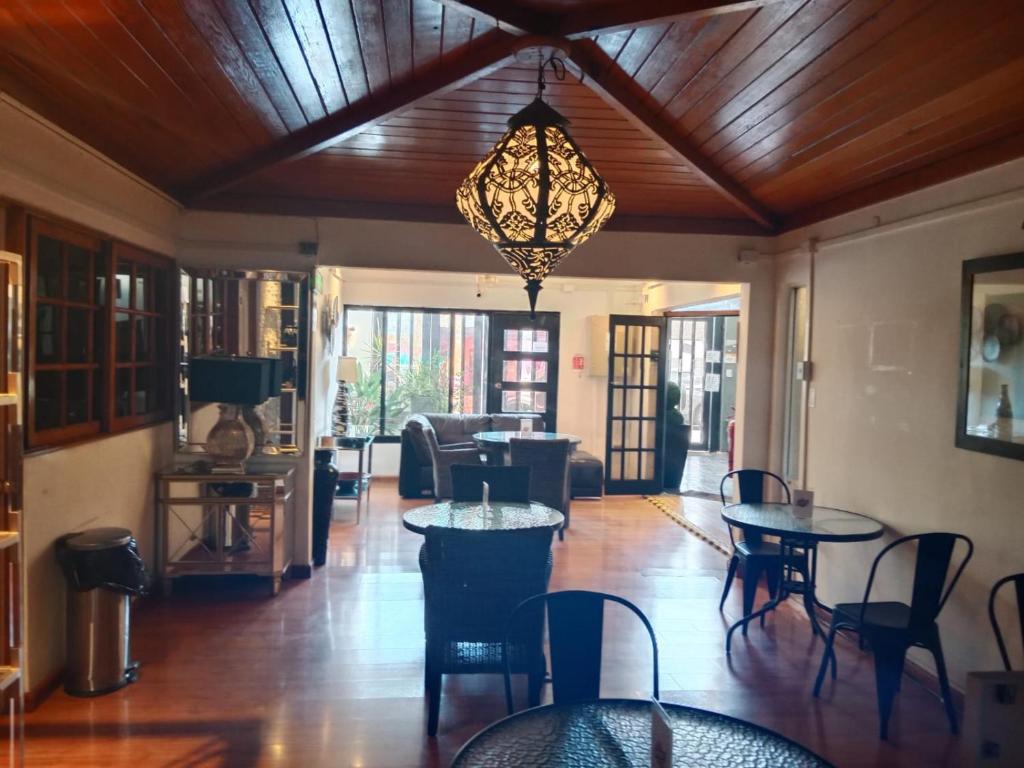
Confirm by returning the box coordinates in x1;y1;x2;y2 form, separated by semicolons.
451;699;831;768
473;431;583;445
722;502;884;542
402;501;564;534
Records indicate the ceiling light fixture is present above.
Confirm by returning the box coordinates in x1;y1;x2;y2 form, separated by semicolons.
456;49;615;317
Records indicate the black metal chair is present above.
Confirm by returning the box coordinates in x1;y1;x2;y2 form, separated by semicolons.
813;532;973;740
510;438;571;541
719;469;811;632
451;464;531;503
419;526;553;736
501;590;659;714
989;572;1024;670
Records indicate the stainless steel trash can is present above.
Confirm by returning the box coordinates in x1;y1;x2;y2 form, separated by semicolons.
60;527;142;696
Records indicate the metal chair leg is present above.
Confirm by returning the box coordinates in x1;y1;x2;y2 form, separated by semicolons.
719;554;739;610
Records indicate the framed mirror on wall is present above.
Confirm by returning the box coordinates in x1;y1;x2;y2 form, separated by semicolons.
957;252;1024;460
177;268;309;457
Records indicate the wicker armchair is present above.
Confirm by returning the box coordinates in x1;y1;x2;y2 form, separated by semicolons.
510;438;571;540
420;526;553;736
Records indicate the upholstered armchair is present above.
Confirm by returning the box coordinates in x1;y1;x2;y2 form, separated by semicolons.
423;427;483;500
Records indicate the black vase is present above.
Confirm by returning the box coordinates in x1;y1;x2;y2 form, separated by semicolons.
663;423;690;491
312;449;339;567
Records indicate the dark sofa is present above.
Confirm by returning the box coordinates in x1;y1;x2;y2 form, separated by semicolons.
398;413;544;498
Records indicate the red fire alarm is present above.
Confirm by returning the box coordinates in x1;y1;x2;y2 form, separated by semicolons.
572;354;585;370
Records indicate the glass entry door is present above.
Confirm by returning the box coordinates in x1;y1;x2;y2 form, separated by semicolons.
487;312;560;431
604;315;667;494
668;315;736;452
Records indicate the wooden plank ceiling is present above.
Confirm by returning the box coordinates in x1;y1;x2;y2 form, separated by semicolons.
1;0;1023;234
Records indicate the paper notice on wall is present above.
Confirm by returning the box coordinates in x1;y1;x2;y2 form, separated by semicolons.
724;353;737;365
705;350;722;364
704;373;721;392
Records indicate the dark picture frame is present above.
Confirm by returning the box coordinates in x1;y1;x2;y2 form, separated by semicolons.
956;252;1024;460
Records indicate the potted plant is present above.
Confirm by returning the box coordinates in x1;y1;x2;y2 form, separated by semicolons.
663;381;690;491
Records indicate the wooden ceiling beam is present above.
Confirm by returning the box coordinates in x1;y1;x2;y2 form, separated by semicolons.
181;29;523;203
559;1;785;37
568;39;777;231
431;1;552;36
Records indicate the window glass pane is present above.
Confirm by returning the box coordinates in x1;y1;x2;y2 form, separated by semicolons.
344;309;381;433
502;390;517;412
503;360;518;382
115;260;131;308
116;312;131;362
95;253;108;306
627;325;643;354
135;366;153;414
36;236;62;298
135;316;151;361
115;367;131;417
67;308;90;363
35;371;61;431
503;329;519;352
67;245;92;302
66;370;89;425
520;330;533;352
533;361;548;383
36;305;59;364
533;330;548;353
134;264;151;310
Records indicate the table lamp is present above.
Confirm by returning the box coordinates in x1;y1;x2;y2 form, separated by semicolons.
333;356;359;437
189;356;274;470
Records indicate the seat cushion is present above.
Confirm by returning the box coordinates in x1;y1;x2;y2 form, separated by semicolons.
833;601;915;631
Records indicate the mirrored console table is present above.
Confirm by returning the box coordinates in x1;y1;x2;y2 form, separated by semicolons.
156;463;294;596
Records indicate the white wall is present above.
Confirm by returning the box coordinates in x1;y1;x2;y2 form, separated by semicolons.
767;158;1024;689
179;213;779;477
0;96;181;692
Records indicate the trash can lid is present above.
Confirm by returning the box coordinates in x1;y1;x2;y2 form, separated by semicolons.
65;527;133;551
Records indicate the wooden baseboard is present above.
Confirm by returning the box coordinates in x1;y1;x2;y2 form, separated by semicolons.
25;668;62;712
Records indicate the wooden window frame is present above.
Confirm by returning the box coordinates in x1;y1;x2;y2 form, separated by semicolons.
26;218;105;448
109;242;175;433
24;214;174;451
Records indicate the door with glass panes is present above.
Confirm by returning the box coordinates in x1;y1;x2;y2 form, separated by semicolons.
605;315;667;494
486;312;559;431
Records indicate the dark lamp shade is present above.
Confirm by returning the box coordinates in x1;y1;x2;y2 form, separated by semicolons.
189;356;277;406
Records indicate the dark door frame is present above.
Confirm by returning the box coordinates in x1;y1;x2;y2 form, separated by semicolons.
486;311;560;432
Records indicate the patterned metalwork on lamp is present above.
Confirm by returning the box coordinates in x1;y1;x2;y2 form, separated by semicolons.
456;96;615;315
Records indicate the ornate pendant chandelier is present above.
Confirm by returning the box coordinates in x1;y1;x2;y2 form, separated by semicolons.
456;55;615;316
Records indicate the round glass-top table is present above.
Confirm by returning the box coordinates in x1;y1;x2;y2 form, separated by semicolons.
402;501;564;535
473;431;582;447
721;503;884;652
722;502;884;543
450;699;832;767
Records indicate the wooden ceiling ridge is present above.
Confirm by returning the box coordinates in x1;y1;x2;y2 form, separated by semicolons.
185;0;780;231
435;1;783;37
568;39;777;230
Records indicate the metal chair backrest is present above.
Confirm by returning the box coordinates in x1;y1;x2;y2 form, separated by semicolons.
502;590;659;713
989;573;1024;671
510;438;571;512
719;468;791;506
451;465;531;503
720;469;790;546
859;533;973;633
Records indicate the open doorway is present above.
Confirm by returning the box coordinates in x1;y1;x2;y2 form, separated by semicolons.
665;296;740;498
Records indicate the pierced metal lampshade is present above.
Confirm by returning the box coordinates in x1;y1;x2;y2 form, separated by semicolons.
456;97;615;315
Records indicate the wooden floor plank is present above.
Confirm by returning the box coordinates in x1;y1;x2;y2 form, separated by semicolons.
23;481;962;766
